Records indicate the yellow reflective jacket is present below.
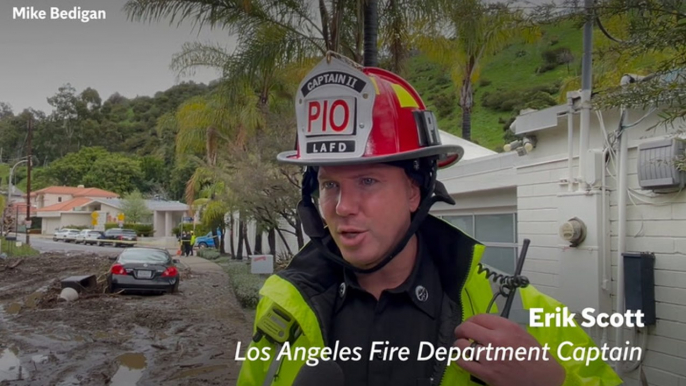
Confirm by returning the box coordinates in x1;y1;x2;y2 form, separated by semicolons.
237;215;622;386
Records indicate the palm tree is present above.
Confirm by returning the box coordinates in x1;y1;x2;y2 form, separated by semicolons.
126;0;446;75
417;0;540;141
128;0;449;258
190;181;231;254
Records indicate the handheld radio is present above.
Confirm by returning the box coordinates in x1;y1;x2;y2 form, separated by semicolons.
470;239;531;385
252;303;302;386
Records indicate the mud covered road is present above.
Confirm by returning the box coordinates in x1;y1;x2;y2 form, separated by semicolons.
0;252;252;385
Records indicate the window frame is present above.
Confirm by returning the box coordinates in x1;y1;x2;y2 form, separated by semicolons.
439;212;519;273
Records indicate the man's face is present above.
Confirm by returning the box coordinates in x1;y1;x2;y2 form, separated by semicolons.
317;164;420;269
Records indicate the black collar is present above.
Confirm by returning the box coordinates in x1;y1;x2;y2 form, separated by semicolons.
277;215;480;346
335;234;442;319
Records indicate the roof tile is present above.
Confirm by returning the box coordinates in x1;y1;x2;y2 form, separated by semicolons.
37;197;94;212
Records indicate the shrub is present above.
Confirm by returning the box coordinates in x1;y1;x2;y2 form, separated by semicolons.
530;82;562;95
522;91;558;110
479;78;492;87
536;63;559;74
432;92;457;118
481;89;522;111
198;248;221;260
104;223;154;237
171;223;210;237
64;224;90;230
225;262;265;309
232;274;263;308
538;47;574;73
482;82;561;113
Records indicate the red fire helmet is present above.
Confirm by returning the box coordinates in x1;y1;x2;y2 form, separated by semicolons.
276;55;463;168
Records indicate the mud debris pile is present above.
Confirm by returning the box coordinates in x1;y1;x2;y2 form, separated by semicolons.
0;251;251;385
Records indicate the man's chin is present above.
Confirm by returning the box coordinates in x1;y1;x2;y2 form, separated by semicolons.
341;253;384;271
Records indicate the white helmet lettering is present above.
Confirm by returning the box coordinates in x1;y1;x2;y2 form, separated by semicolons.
295;58;375;159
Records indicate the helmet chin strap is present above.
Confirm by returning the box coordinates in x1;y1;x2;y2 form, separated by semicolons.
297;163;455;274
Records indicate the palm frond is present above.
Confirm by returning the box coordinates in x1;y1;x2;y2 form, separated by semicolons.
171;41;232;78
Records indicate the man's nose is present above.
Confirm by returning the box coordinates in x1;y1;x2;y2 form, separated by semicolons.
335;186;360;216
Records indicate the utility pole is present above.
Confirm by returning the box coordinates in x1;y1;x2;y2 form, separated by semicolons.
26;116;32;245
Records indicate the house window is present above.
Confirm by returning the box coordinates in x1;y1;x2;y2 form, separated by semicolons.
58;197;62;202
442;213;518;274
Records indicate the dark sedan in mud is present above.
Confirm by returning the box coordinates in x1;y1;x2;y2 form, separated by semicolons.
107;247;180;294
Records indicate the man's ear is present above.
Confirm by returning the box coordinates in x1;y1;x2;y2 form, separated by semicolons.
408;178;421;212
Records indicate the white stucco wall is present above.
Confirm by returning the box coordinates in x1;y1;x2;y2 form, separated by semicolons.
39;193;72;209
482;106;686;386
41;217;61;234
60;213;92;228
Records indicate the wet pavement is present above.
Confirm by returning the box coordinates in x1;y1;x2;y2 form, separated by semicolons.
0;252;252;385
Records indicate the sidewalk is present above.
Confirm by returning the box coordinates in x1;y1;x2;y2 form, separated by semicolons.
172;253;225;274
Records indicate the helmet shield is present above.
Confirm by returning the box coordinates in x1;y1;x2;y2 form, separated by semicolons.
277;56;463;168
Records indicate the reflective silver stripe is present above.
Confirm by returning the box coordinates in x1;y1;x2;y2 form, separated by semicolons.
263;343;283;386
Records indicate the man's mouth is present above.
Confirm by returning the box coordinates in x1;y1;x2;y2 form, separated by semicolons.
341;231;362;239
337;228;366;243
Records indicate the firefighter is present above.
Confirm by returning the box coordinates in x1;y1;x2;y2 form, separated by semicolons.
190;231;196;256
237;55;622;386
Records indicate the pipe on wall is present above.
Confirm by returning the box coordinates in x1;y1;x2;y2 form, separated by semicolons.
567;96;575;192
614;74;635;376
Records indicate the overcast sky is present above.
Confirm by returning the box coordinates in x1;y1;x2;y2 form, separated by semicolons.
0;0;237;114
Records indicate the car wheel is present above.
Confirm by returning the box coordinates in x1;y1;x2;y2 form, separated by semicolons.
198;242;208;249
97;241;102;247
170;281;179;294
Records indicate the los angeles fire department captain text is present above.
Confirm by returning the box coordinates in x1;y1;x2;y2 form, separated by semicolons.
235;340;643;368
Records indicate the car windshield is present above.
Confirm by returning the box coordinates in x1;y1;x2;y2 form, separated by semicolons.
118;249;169;264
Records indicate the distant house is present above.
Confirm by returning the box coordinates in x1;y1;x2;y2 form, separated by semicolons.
33;185;119;233
90;198;190;238
32;185;189;237
1;186;32;224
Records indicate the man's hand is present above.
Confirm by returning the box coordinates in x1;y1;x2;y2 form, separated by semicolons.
453;314;565;386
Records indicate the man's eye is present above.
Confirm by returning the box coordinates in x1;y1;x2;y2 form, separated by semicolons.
361;178;377;186
321;181;338;190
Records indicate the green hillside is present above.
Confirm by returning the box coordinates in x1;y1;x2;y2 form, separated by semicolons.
406;20;584;151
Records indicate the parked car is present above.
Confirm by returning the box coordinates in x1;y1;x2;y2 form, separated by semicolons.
63;229;82;243
75;230;104;245
98;228;138;247
53;228;80;242
106;247;180;294
193;230;223;249
194;232;215;248
53;229;75;241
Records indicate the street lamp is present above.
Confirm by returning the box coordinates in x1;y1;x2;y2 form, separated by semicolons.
7;158;29;206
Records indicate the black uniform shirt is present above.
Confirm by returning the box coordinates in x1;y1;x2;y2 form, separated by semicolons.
329;237;444;386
